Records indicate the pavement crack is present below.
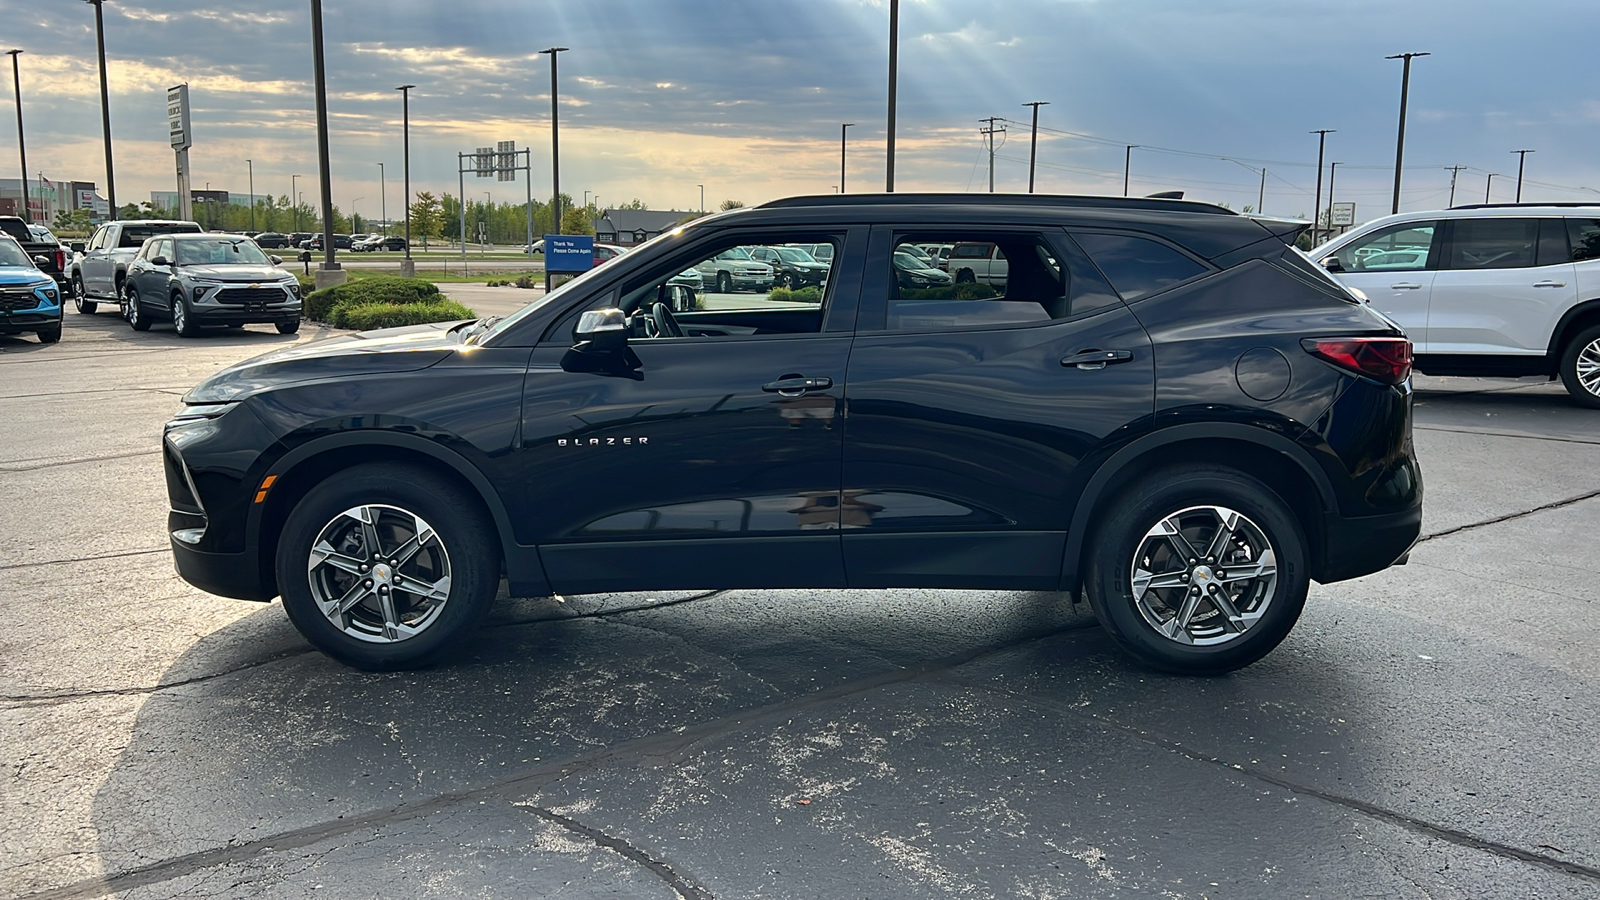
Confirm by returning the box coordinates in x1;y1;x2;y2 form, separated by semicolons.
515;802;715;900
0;546;168;571
1418;487;1600;543
1413;424;1600;446
938;675;1600;886
0;649;316;708
0;449;161;472
485;590;729;630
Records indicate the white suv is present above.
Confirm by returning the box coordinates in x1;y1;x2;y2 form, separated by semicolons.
1311;204;1600;406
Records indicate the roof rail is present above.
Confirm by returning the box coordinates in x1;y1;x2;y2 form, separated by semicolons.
1449;202;1600;210
756;192;1237;216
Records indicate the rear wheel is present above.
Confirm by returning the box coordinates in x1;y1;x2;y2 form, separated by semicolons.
1084;465;1309;674
72;276;96;314
126;286;151;331
955;269;975;284
1559;324;1600;409
275;463;500;670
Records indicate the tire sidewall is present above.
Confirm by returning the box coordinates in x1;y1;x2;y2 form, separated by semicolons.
275;464;500;670
1086;467;1309;674
1559;325;1600;409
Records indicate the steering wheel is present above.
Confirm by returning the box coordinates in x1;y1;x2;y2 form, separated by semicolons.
650;302;683;338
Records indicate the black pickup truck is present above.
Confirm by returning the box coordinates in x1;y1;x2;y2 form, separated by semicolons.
0;216;68;291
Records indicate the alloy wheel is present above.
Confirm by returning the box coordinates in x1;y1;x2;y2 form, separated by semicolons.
1128;504;1278;646
1575;337;1600;398
305;503;453;643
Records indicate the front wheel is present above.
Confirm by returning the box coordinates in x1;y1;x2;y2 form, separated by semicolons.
276;318;300;334
1084;465;1308;674
172;295;200;337
1559;325;1600;409
716;271;732;294
36;323;61;344
275;463;501;670
72;277;96;315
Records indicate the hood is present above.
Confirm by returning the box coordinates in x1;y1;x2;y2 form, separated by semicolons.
184;320;467;403
0;264;50;282
181;264;290;281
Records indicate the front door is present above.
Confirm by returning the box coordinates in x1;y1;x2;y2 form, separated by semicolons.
841;225;1155;589
1321;219;1440;349
511;227;865;594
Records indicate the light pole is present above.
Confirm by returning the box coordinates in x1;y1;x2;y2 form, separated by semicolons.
351;197;362;232
697;184;704;215
86;0;116;219
377;161;385;235
1310;129;1334;242
1386;51;1430;215
291;174;301;233
1485;173;1500;204
1327;162;1341;233
541;47;568;240
1512;149;1534;202
6;50;29;224
1023;101;1048;193
483;190;491;246
840;123;853;193
885;0;899;192
309;0;342;284
246;158;254;232
397;84;415;273
1123;145;1137;197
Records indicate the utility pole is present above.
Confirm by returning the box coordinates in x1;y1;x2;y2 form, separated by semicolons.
1485;173;1499;204
1258;167;1267;214
1445;164;1465;207
246;158;254;231
1386;51;1430;215
980;117;1005;192
397;84;414;275
840;123;853;193
1124;145;1137;197
541;47;567;238
377;161;385;235
1310;129;1334;242
1327;162;1341;233
291;174;301;232
309;0;342;284
86;0;116;219
885;0;898;191
1023;101;1048;193
6;50;28;223
697;183;703;215
1512;149;1534;202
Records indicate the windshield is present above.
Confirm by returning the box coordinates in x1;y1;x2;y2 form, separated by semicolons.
775;247;816;263
892;252;927;271
176;237;271;266
0;238;35;268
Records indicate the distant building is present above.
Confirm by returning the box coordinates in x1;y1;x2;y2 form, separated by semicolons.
150;190;267;210
591;209;695;246
0;177;107;222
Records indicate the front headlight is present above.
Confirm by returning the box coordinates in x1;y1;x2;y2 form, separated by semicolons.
169;402;239;423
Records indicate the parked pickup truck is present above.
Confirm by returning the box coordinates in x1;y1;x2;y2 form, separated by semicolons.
946;241;1008;289
66;219;202;315
0;216;69;292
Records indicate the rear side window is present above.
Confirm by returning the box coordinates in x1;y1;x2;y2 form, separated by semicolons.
0;219;30;242
1567;219;1600;262
1071;232;1207;302
1444;218;1537;270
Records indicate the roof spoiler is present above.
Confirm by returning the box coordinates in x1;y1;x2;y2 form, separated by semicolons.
1246;215;1312;245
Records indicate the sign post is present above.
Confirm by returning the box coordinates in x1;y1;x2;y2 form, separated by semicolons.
167;84;193;221
456;141;535;262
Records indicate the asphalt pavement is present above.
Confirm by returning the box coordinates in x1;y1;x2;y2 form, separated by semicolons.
4;310;1599;899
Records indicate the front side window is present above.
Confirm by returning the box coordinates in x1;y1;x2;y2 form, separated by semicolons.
1319;221;1439;274
1072;231;1209;300
1445;218;1537;270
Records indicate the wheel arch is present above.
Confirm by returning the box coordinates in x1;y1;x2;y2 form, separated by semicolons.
1062;424;1336;593
1547;298;1600;369
250;431;548;600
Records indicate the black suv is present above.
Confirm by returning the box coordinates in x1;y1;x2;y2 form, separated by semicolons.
165;194;1421;673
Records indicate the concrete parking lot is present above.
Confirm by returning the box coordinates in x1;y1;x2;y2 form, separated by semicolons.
4;309;1600;899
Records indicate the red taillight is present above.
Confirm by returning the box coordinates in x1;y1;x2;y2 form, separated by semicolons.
1300;337;1412;385
55;249;65;272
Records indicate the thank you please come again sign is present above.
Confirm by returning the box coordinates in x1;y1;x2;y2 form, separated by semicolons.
545;234;595;273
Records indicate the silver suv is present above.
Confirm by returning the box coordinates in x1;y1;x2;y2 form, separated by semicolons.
1312;203;1600;406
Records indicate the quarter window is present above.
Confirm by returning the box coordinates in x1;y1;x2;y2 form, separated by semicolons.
1072;232;1208;301
1567;219;1600;262
1444;218;1538;270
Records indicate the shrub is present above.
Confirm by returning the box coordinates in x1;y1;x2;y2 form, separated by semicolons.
332;299;477;331
766;286;824;304
303;276;441;322
514;274;540;289
898;283;1000;301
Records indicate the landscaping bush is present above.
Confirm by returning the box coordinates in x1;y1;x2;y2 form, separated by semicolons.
514;274;540;289
331;299;477;331
898;282;1000;301
303;276;441;322
765;286;824;304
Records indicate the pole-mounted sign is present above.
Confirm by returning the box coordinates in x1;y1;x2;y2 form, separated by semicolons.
168;83;194;221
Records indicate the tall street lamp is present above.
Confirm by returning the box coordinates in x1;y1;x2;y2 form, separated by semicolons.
1386;51;1430;214
309;0;342;285
86;0;117;219
6;50;29;224
1485;173;1500;204
291;174;301;232
1327;162;1342;234
1511;149;1535;202
1310;129;1334;240
697;183;703;215
1023;101;1048;193
396;84;415;274
540;47;567;239
885;0;899;192
246;158;254;232
1123;145;1137;197
840;123;853;193
377;161;386;236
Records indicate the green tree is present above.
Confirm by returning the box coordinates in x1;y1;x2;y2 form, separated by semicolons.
561;206;594;236
410;191;442;250
719;199;745;211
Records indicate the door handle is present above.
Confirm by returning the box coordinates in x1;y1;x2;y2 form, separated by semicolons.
1390;282;1424;290
1533;280;1567;288
1061;349;1134;370
762;375;833;396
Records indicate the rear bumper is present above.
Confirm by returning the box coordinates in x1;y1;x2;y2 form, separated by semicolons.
1315;502;1422;584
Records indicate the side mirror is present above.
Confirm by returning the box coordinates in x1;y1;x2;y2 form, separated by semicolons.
269;255;283;266
32;255;50;267
70;242;85;254
664;284;696;312
1319;255;1344;273
151;255;171;267
573;307;628;353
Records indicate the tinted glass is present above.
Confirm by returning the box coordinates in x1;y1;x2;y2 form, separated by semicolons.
1445;218;1537;270
1322;222;1437;273
176;237;271;265
120;223;201;248
883;232;1065;330
0;238;34;267
1536;219;1570;267
0;219;30;242
1072;232;1207;301
1567;219;1600;262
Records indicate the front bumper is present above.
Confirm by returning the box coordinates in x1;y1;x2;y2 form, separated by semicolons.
0;284;62;331
170;534;274;601
191;285;302;325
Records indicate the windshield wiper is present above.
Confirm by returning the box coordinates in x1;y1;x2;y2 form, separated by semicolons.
459;315;502;343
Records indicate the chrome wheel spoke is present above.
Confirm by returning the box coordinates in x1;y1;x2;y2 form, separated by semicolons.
1156;517;1204;562
342;505;385;559
307;503;451;644
317;577;370;620
1207;591;1250;634
1130;504;1280;648
1219;549;1276;584
390;516;436;568
1202;509;1239;562
1161;594;1202;643
1132;567;1188;601
308;540;366;577
394;572;451;605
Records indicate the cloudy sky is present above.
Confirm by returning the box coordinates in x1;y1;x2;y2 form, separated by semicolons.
5;0;1599;224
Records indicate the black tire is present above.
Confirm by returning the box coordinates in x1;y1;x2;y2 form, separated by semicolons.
1558;324;1600;409
1083;465;1309;674
72;276;96;315
955;269;975;284
716;271;732;294
36;323;61;344
173;294;200;337
275;463;501;670
276;318;300;335
126;286;151;331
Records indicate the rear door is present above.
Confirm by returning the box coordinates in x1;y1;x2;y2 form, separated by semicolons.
1427;217;1574;354
840;226;1154;589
